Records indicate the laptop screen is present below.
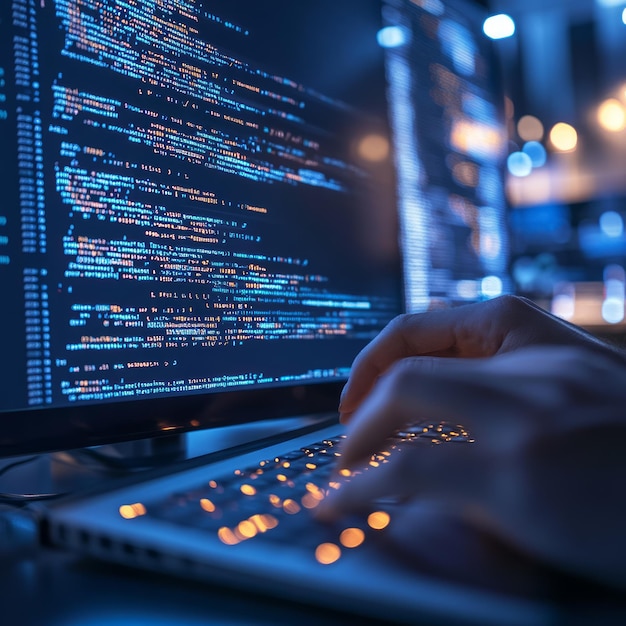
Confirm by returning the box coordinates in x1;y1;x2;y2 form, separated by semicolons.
0;0;402;454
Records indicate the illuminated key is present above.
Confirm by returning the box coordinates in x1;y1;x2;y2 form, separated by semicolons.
301;493;320;509
119;502;146;519
217;527;239;545
236;520;258;539
240;484;257;496
339;528;365;549
315;543;341;565
367;511;390;530
283;499;300;514
200;498;216;513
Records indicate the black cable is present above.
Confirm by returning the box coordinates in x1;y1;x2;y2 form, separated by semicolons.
0;455;39;478
0;456;66;506
0;491;66;506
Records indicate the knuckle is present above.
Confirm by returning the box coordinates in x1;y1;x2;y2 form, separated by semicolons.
490;294;532;317
487;296;544;338
382;313;423;351
386;356;437;389
387;312;417;334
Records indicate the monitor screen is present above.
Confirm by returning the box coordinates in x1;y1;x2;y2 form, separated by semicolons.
0;0;401;455
382;0;510;312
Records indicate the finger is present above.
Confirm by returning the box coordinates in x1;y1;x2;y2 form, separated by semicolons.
381;499;543;595
317;438;484;522
342;345;626;474
339;355;532;469
339;298;515;422
339;295;618;424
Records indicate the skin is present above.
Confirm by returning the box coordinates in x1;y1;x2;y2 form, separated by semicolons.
317;296;626;589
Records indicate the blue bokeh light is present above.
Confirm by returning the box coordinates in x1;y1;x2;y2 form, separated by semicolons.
602;298;624;324
482;14;516;40
599;211;624;238
481;275;503;298
522;141;547;168
377;26;410;48
507;151;533;177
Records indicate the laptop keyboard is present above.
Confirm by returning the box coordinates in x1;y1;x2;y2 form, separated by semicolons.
140;422;471;563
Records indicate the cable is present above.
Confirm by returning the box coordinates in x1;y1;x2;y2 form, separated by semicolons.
0;456;66;506
0;491;66;506
0;455;39;478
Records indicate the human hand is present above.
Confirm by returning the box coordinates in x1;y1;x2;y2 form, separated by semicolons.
320;343;626;589
338;295;625;424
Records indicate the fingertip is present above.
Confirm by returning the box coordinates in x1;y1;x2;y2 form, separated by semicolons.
335;448;355;468
338;410;352;425
314;486;345;522
339;381;350;404
338;391;355;417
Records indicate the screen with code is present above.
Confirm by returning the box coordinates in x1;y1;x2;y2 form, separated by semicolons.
383;0;510;312
0;0;401;413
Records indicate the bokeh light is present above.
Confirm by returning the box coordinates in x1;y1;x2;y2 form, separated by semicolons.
481;275;503;298
597;98;626;132
456;279;479;299
551;283;575;321
315;542;342;565
602;298;624;324
450;119;505;159
507;151;532;177
522;141;547;168
119;503;146;519
200;498;216;513
602;265;625;325
549;122;578;152
517;115;544;141
339;528;365;549
367;511;391;530
599;211;624;238
377;26;409;48
357;134;390;162
482;14;516;40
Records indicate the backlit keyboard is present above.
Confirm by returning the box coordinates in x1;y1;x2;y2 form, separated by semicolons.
143;422;471;562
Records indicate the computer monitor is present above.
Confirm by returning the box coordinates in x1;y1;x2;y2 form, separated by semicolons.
1;0;509;458
0;0;402;456
382;0;510;312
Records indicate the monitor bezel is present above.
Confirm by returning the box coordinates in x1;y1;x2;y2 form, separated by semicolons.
0;379;345;457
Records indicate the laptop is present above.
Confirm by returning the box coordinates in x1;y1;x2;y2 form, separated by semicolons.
0;0;546;623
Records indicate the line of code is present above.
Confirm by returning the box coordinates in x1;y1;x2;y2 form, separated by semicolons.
5;0;398;408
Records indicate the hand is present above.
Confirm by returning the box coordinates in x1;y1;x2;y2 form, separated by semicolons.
319;298;626;589
338;295;625;424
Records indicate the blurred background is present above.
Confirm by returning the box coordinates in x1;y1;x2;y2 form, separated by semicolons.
485;0;626;334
